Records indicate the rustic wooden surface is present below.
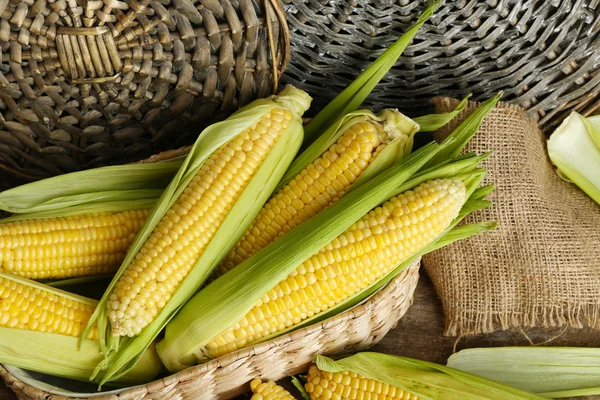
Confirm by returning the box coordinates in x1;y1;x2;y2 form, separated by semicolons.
2;271;599;399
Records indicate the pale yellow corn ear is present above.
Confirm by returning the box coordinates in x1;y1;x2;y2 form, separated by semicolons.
306;364;420;400
214;110;419;278
251;379;296;400
0;209;149;279
200;178;466;360
0;272;97;339
108;107;297;337
215;121;383;277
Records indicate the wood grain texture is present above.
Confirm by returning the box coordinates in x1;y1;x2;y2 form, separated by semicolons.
2;271;599;399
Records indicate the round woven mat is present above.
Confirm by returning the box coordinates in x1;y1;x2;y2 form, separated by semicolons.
0;0;289;180
282;0;600;132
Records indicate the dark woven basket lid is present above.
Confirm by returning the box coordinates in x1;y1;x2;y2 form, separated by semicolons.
0;0;289;180
282;0;600;132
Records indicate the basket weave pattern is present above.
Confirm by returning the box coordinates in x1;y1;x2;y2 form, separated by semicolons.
282;0;600;131
0;260;419;400
0;0;288;179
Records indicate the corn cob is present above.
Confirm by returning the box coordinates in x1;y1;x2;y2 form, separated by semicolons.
251;379;296;400
106;109;293;338
0;274;162;383
0;272;98;339
214;110;418;278
200;178;465;360
306;364;419;400
307;353;545;400
83;86;311;353
0;210;149;280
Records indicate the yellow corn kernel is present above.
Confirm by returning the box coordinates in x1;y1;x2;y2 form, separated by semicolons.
0;274;97;339
107;108;293;337
202;179;466;359
0;209;149;279
214;120;388;277
306;365;420;400
250;379;296;400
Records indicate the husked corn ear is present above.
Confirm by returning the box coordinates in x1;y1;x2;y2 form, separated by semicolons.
250;379;296;400
108;108;293;337
0;274;97;339
0;210;149;279
202;178;466;359
215;121;388;277
305;364;419;400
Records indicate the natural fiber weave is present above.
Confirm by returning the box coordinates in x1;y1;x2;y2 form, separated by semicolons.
0;259;420;400
422;98;600;337
0;0;289;180
282;0;600;131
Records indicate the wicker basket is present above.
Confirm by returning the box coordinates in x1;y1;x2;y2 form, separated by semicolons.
282;0;600;132
0;0;289;180
0;259;420;400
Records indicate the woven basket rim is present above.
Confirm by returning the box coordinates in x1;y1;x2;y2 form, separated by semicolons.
0;259;421;399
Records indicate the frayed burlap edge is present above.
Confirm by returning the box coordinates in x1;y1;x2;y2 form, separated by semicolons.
423;97;600;337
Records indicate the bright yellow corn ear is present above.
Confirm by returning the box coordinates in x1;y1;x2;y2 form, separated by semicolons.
0;273;162;384
251;379;296;400
214;109;419;278
310;353;545;400
0;210;149;279
306;364;419;400
87;85;311;385
188;178;467;362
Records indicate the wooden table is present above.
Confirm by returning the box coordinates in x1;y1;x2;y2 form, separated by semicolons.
2;271;599;399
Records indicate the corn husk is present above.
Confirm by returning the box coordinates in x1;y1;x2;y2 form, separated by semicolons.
413;95;471;132
279;109;419;191
0;329;162;385
156;95;500;372
425;93;502;168
0;273;162;385
302;0;441;144
85;85;311;385
0;160;183;216
448;347;600;398
316;353;545;400
586;115;600;149
548;112;600;204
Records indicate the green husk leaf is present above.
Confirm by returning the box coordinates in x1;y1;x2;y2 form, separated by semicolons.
0;161;182;214
302;0;441;144
0;198;158;222
316;353;545;400
548;112;600;204
448;347;600;398
156;142;442;372
86;86;311;385
585;115;600;150
292;376;310;400
471;184;495;200
538;387;600;398
0;328;162;385
425;93;501;168
279;109;419;191
388;153;491;200
413;95;471;132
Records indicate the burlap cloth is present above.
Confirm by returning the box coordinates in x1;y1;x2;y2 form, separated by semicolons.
422;98;600;337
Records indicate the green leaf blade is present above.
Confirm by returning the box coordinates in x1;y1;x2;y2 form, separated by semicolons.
302;0;441;144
